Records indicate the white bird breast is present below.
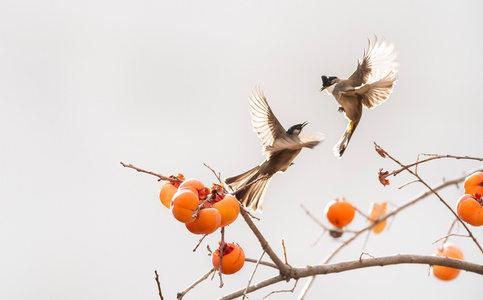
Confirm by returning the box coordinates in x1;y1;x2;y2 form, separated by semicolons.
325;83;337;95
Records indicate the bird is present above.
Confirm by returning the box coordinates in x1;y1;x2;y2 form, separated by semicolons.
224;85;324;212
320;36;399;157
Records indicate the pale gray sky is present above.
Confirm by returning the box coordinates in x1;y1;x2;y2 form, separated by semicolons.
1;0;482;299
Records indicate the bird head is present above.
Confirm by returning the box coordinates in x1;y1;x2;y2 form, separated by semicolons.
319;75;339;93
286;121;308;136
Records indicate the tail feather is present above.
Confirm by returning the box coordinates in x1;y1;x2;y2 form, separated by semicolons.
333;121;358;158
224;165;260;190
224;165;271;212
238;176;271;212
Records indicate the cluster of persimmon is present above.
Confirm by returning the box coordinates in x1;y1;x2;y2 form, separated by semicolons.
432;242;464;281
456;171;483;226
324;198;388;236
159;177;240;234
158;175;245;274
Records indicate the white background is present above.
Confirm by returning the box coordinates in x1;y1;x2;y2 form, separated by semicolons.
1;0;482;299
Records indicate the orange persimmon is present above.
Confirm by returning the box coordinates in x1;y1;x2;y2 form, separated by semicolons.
368;202;387;234
185;208;221;234
178;178;210;199
213;195;240;227
159;182;178;208
464;171;483;196
432;243;464;281
325;198;355;228
171;189;199;223
212;242;245;275
456;194;483;226
179;178;205;192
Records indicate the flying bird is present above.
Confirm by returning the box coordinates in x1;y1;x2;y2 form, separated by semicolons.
224;85;324;212
320;36;399;157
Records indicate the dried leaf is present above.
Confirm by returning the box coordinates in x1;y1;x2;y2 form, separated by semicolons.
368;202;388;234
375;144;387;158
378;168;390;186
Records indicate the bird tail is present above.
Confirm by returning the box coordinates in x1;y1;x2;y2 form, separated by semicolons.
224;166;271;212
333;120;359;158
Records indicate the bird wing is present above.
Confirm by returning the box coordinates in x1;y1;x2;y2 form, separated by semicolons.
344;72;397;109
265;131;324;154
249;85;286;149
347;36;399;88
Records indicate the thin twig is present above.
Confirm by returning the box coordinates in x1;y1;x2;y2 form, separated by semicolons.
263;279;298;299
238;208;291;277
355;206;370;220
282;239;288;265
243;251;266;300
297;170;478;299
203;162;223;184
193;234;208;252
432;234;470;244
310;229;327;247
359;252;375;262
218;227;225;288
397;179;420;190
440;219;458;247
376;143;483;254
154;270;164;300
374;146;483;178
120;162;182;182
300;204;330;231
177;268;215;300
244;258;278;269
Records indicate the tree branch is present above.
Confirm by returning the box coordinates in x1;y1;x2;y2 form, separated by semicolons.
220;254;483;300
120;162;182;183
298;169;478;299
238;208;291;277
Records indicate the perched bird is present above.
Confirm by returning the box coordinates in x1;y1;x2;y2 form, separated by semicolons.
224;85;324;212
320;36;399;157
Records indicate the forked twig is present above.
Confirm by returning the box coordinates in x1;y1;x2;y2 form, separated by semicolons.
177;268;215;300
263;279;298;299
375;143;483;254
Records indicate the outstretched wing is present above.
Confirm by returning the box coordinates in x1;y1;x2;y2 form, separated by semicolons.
344;71;397;109
347;36;399;88
249;85;286;149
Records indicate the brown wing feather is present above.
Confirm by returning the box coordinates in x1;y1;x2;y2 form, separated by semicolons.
249;85;286;149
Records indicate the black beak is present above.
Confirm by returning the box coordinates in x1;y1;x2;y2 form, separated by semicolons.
319;86;326;92
301;121;308;129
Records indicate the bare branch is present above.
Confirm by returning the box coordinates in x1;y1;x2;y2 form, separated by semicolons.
218;227;225;288
282;239;288;265
154;270;164;300
298;170;476;299
244;258;277;269
221;254;483;300
238;208;291;277
376;144;483;253
193;234;208;252
177;268;216;300
373;145;483;178
300;204;330;231
120;162;182;183
203;162;223;184
432;234;470;244
243;251;266;300
263;279;298;299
